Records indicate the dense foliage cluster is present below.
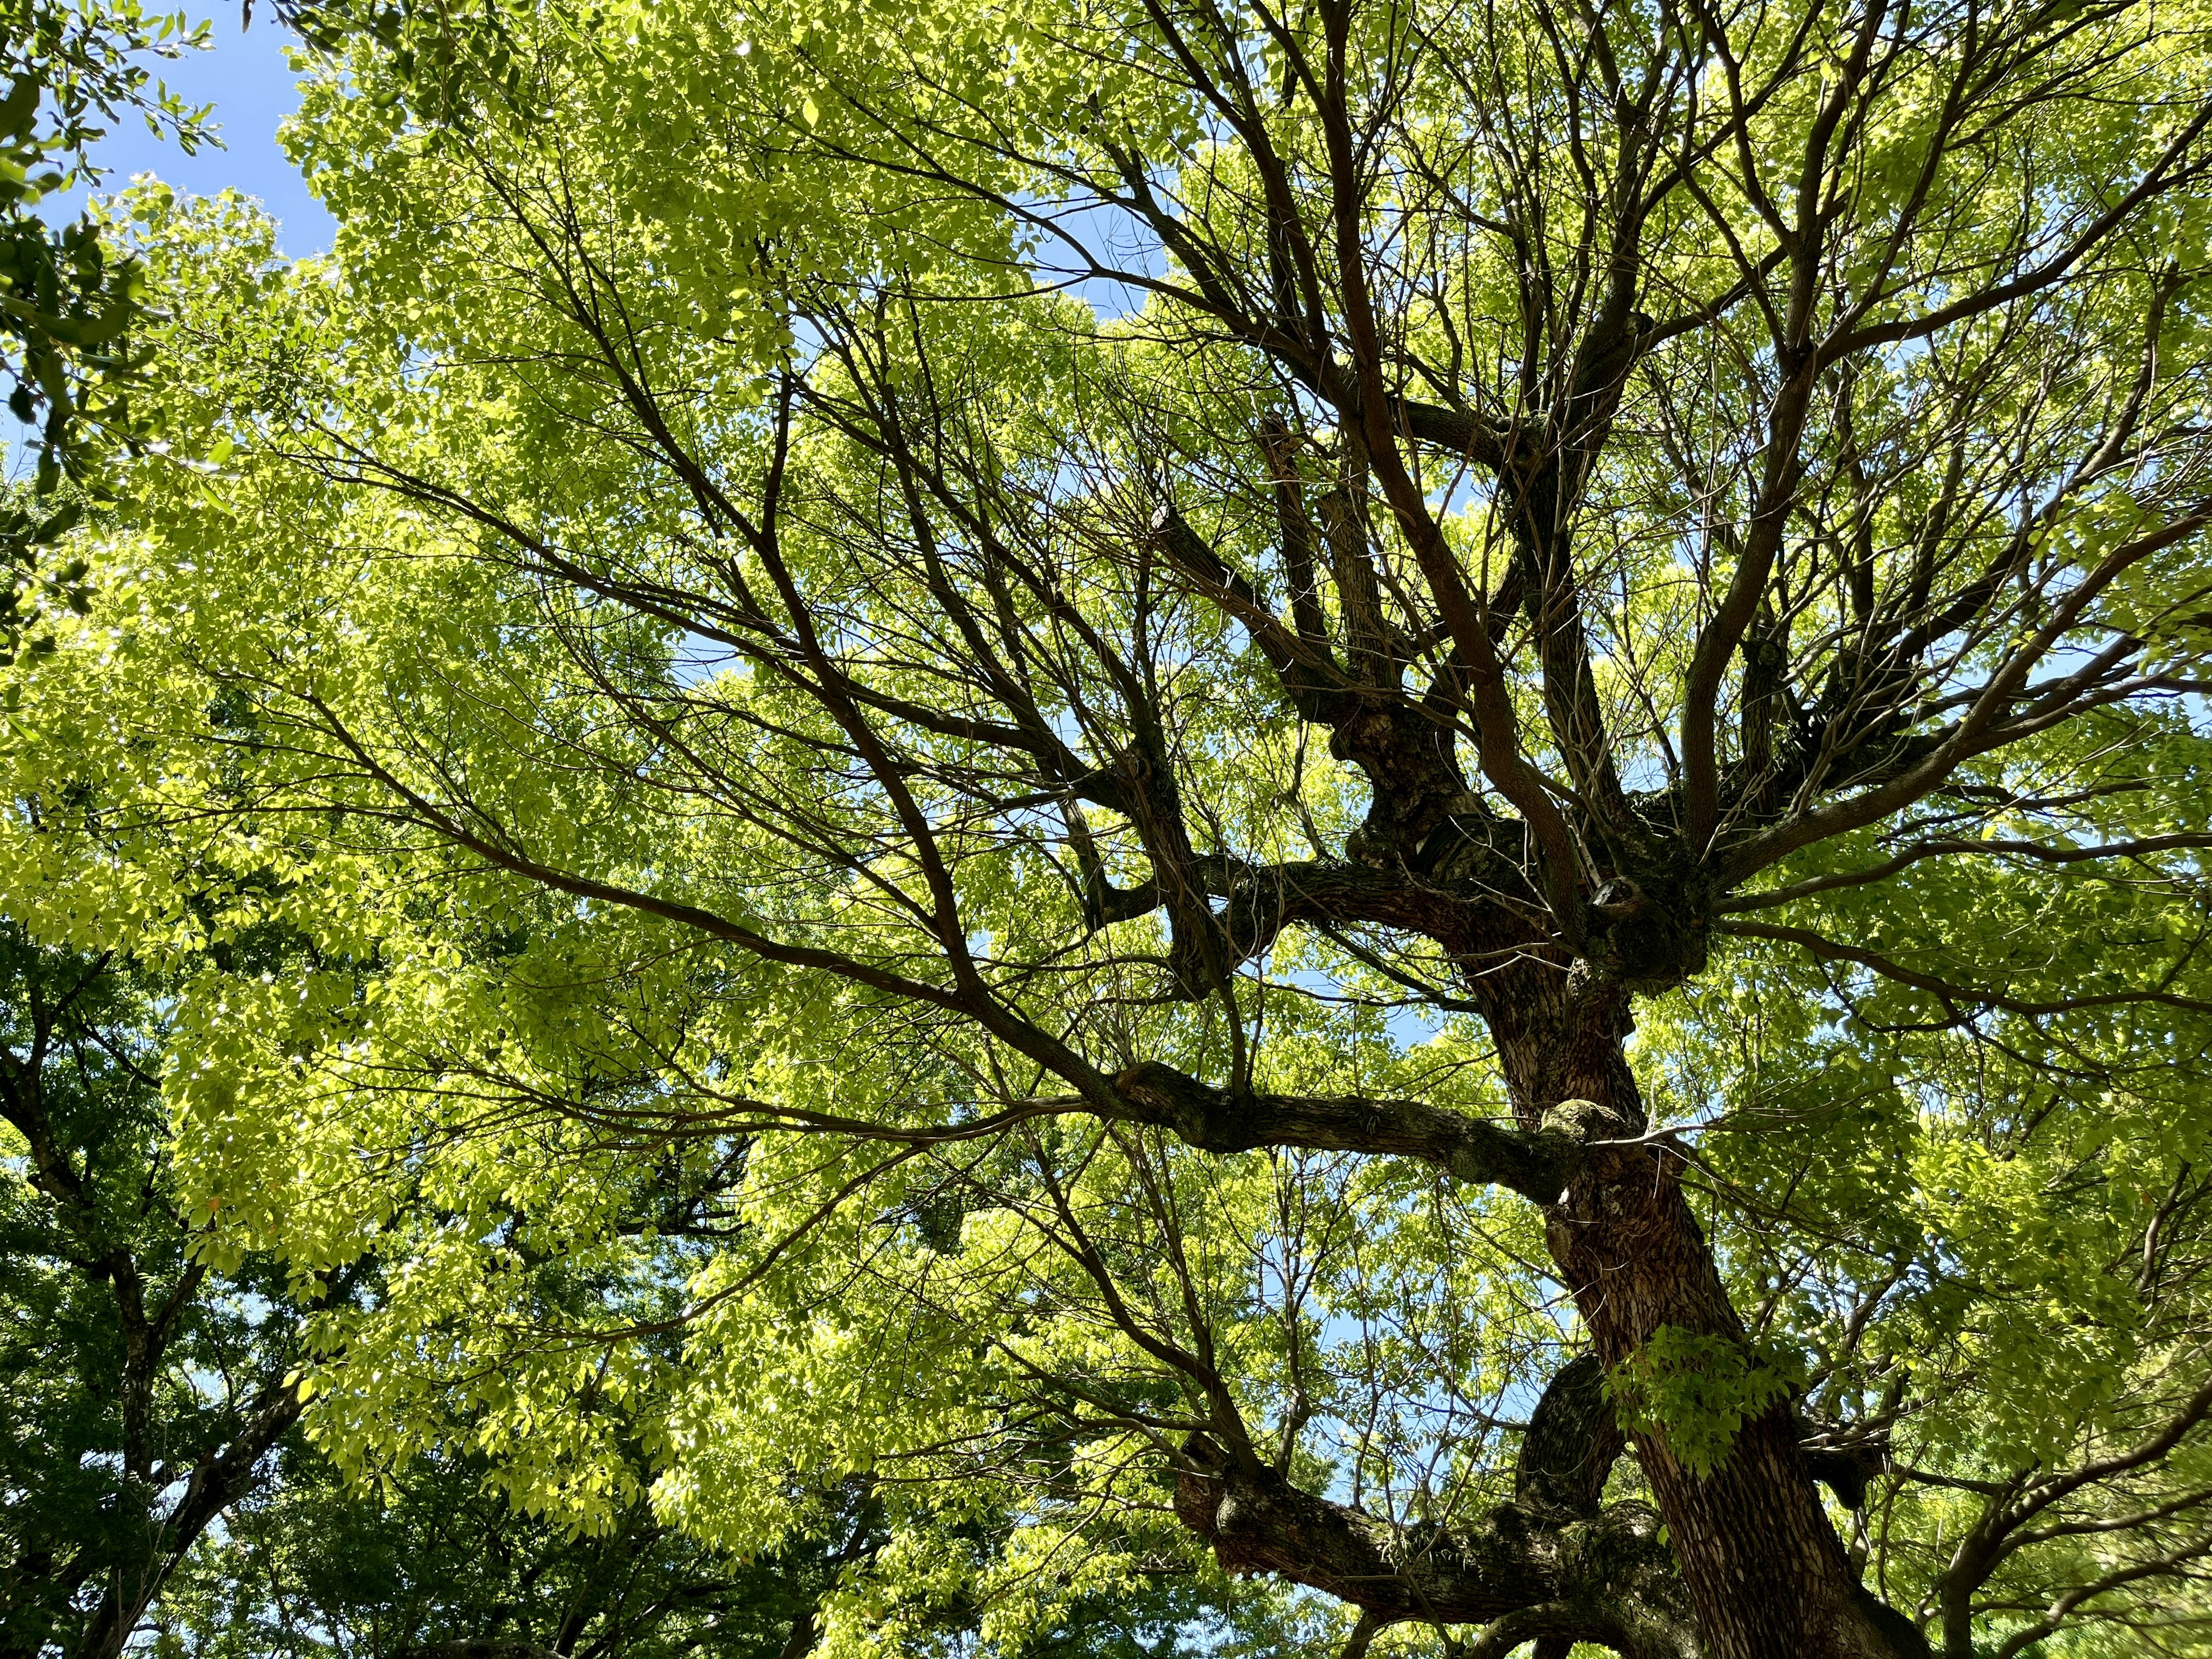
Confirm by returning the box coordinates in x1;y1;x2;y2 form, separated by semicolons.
0;0;207;664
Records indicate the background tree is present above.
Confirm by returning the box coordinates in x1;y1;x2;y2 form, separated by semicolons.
157;1450;1260;1659
0;926;323;1659
161;1456;886;1659
0;696;1280;1659
6;0;2212;1656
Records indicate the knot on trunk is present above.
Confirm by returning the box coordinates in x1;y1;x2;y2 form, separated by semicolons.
1541;1096;1661;1192
1539;1096;1623;1144
1115;1062;1248;1151
1172;1433;1239;1559
1800;1415;1891;1511
1581;865;1712;994
1173;1431;1365;1580
1173;1431;1476;1594
1532;1094;1633;1174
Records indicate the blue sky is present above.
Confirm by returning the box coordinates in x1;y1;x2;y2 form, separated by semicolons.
84;11;334;256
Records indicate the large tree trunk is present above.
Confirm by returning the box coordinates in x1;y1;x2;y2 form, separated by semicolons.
1491;972;1907;1659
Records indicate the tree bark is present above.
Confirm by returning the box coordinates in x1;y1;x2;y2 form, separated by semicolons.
1510;980;1920;1659
71;1377;309;1659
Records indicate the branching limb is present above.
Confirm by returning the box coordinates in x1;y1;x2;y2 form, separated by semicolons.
1718;918;2212;1019
1112;1061;1588;1203
1172;1433;1695;1656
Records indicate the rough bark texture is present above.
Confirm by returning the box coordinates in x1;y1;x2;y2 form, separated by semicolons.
1469;959;1922;1659
1539;1084;1889;1659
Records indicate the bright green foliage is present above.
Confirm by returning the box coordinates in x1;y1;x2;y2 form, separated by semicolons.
158;1446;1263;1659
0;916;1246;1659
1605;1331;1805;1483
0;0;207;662
161;1453;1228;1659
1647;757;2212;1645
156;1448;819;1659
0;0;205;457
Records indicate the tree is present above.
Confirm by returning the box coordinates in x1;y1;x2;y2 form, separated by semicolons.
161;1453;882;1659
0;0;205;468
0;928;322;1659
1;916;1217;1659
10;0;2212;1654
158;1449;1260;1659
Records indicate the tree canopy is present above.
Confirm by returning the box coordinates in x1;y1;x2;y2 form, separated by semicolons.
0;923;1241;1659
5;0;2212;1656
